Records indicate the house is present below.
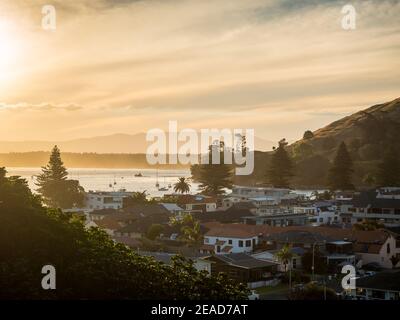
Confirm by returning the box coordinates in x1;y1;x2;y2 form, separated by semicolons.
220;196;249;210
294;202;341;226
252;247;305;272
200;253;279;288
351;270;400;300
114;213;171;238
243;212;308;226
86;212;137;235
88;208;118;221
85;190;133;211
177;195;217;213
124;203;172;216
353;229;400;269
200;224;260;254
160;203;184;215
325;241;356;269
193;204;255;224
231;186;291;199
230;186;301;204
201;222;400;269
349;188;400;226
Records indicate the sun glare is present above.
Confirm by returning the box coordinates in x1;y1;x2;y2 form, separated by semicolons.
0;19;22;83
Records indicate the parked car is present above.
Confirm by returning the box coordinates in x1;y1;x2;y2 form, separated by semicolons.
362;262;382;271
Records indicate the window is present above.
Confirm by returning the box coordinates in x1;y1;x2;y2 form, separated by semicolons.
292;258;297;269
246;240;251;247
216;246;221;253
239;240;243;247
387;243;391;254
228;240;232;245
205;238;209;244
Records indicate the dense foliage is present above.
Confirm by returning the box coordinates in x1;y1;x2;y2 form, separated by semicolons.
173;177;191;194
36;146;85;209
0;167;248;300
377;147;400;187
327;142;354;191
193;143;233;196
266;139;294;188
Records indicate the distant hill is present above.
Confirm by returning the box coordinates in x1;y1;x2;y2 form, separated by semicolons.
0;133;276;153
234;97;400;188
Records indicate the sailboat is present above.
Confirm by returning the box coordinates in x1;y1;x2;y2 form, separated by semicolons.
155;169;160;188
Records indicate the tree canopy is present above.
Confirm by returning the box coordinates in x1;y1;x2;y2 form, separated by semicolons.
194;142;233;196
0;167;248;299
266;139;294;188
376;147;400;187
174;177;191;194
327;142;354;191
36;145;84;209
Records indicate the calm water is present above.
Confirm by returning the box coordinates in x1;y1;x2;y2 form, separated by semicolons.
6;167;317;198
5;167;200;197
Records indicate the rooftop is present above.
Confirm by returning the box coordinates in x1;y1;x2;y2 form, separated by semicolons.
206;253;279;269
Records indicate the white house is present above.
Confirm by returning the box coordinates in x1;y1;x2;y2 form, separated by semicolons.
200;226;259;255
85;190;133;211
354;230;400;269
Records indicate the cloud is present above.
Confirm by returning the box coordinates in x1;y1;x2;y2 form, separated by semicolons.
0;102;83;112
0;0;399;141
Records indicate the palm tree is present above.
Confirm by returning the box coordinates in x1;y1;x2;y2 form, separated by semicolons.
173;177;191;194
275;244;294;289
275;244;293;272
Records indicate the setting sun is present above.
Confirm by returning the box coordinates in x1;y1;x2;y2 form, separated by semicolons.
0;19;22;83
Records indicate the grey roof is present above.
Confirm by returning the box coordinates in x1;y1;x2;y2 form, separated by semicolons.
160;203;183;212
124;204;171;215
211;253;279;269
352;190;400;209
264;230;334;244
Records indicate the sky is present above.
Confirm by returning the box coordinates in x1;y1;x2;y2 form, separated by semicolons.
0;0;399;142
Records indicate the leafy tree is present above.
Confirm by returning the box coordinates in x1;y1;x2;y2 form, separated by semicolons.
123;191;154;208
376;147;400;187
266;139;294;188
0;167;248;299
301;249;327;274
194;142;233;196
146;224;164;240
173;177;191;194
36;146;84;208
327;142;354;191
303;130;314;140
275;244;293;273
170;213;202;245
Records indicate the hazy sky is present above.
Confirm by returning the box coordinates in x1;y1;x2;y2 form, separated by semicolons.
0;0;399;142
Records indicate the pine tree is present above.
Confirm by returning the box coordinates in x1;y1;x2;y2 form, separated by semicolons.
266;139;294;188
196;142;233;196
327;142;354;191
377;147;400;187
36;146;84;208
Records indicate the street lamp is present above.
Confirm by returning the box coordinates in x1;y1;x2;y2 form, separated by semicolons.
312;242;316;281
